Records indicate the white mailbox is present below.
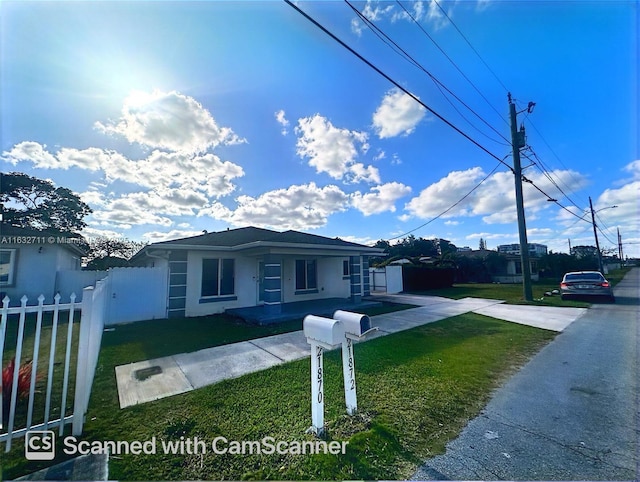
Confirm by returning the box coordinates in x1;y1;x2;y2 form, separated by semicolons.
303;315;345;349
333;310;377;340
304;312;376;434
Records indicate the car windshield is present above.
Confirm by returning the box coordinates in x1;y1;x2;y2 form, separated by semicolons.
565;273;604;282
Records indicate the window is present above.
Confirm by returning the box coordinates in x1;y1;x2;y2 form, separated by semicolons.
201;258;235;297
295;259;317;291
343;260;350;277
0;249;16;286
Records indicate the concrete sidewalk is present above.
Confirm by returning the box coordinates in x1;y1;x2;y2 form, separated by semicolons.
115;296;587;409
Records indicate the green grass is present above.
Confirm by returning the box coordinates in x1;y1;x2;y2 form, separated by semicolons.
1;311;79;438
410;267;632;307
99;302;417;366
2;309;556;480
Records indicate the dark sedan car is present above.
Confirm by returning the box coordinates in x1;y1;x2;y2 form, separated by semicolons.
560;271;615;302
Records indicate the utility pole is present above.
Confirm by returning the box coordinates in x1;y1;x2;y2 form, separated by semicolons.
568;238;572;254
617;228;623;266
508;93;533;301
589;196;604;273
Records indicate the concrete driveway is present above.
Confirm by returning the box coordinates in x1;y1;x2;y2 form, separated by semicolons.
115;295;586;408
412;268;639;480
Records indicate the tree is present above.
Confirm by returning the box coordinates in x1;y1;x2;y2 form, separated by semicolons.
85;237;147;270
0;172;91;233
479;238;487;250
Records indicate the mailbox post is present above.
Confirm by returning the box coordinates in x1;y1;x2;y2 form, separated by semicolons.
303;315;345;435
303;311;377;434
333;310;377;415
310;342;324;433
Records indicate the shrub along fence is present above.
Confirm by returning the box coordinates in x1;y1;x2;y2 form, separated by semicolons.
402;266;456;291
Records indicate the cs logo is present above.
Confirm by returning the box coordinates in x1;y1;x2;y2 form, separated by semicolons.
25;431;55;460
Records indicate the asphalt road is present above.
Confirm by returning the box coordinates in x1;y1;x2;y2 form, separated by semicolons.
413;268;639;481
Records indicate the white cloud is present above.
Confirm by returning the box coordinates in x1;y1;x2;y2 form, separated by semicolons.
295;114;375;183
80;226;127;241
95;90;245;154
275;109;290;136
198;182;350;231
372;88;427;139
405;167;484;219
404;167;590;225
362;0;394;21
348;163;381;184
2;142;132;172
623;159;640;180
595;180;640;233
335;235;378;247
466;232;515;241
141;229;206;243
90;203;173;230
426;0;450;30
351;182;412;216
3;141;64;168
351;17;364;36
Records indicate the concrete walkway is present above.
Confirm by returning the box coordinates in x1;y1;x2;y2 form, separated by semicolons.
115;296;587;409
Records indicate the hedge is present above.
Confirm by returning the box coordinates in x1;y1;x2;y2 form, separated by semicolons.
402;266;456;291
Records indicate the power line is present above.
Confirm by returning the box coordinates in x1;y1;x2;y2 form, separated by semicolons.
285;0;514;173
388;160;506;241
596;225;617;246
523;145;585;211
424;0;592;213
396;0;509;127
520;149;584;212
594;212;618;241
346;0;510;147
432;0;510;93
520;173;588;222
522;117;590;208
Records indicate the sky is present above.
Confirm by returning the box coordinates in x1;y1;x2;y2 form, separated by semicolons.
1;1;638;257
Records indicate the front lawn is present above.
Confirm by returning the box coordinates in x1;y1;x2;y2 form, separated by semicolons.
2;309;556;480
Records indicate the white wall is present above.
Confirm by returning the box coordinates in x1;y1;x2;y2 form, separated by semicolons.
280;256;350;303
56;270;108;301
183;253;353;317
385;265;403;294
103;267;168;325
369;266;403;294
184;251;257;317
1;245;80;305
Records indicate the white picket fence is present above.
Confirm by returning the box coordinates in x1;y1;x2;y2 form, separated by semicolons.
0;281;106;452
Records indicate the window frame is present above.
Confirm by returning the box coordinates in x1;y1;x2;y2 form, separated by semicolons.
0;249;17;286
200;257;236;300
295;259;318;293
342;259;350;279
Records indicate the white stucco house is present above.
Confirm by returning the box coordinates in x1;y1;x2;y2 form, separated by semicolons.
0;225;87;305
131;226;385;321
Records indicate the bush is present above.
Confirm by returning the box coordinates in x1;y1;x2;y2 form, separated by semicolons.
2;357;34;425
402;266;456;291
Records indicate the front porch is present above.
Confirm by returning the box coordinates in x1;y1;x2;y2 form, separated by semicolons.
226;297;382;325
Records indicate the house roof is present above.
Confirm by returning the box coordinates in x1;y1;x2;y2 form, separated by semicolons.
0;224;88;255
137;226;383;256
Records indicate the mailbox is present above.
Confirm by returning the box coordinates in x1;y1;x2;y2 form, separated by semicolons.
333;310;377;340
303;315;345;349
